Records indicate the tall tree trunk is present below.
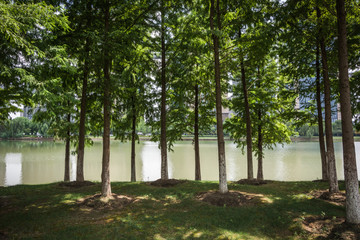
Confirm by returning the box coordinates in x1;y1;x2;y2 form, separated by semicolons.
76;1;92;182
210;0;228;194
160;1;168;180
336;0;360;224
239;33;253;179
64;112;71;182
131;96;136;182
318;7;339;193
194;83;201;180
315;41;328;181
256;109;263;180
101;0;111;198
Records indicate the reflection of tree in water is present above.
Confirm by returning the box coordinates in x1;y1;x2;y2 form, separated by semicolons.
0;151;6;186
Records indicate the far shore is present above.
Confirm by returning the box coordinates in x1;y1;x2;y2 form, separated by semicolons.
1;136;360;142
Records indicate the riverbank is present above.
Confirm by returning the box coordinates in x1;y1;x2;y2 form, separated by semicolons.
3;136;360;142
1;181;358;239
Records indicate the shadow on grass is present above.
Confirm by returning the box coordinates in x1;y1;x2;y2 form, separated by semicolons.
0;180;347;239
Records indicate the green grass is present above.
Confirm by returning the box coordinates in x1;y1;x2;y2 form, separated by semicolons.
0;181;346;239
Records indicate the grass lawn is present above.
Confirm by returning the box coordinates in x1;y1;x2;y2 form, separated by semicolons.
0;181;349;239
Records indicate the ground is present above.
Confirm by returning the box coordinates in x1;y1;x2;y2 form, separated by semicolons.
0;181;358;239
235;178;270;186
196;190;271;207
148;178;187;187
300;215;360;240
58;181;96;188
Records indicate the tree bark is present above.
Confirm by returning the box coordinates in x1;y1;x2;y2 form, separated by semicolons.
101;0;111;198
336;0;360;224
256;109;263;180
64;112;71;182
239;35;253;179
194;83;201;180
210;0;228;194
160;1;168;180
315;41;328;181
76;1;92;182
318;7;339;193
131;96;136;182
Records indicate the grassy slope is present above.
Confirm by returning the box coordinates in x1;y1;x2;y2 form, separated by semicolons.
0;181;346;239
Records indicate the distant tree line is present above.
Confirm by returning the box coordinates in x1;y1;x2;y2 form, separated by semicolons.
0;117;50;138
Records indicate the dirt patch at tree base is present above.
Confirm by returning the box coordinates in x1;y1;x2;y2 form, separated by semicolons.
301;215;360;239
312;179;329;183
196;190;271;207
235;179;270;185
310;190;346;206
0;231;9;240
148;179;187;187
58;181;96;188
77;194;135;210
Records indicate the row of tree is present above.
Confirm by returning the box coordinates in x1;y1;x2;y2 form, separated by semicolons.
1;0;359;223
0;117;50;138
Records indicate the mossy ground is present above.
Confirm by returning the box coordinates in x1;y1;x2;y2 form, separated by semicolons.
0;181;352;239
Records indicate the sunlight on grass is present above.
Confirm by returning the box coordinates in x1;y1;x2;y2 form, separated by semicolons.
164;195;180;204
183;229;203;239
291;194;313;200
153;233;166;240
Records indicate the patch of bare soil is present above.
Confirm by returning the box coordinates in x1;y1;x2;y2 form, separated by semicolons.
77;194;135;210
148;179;187;187
0;231;8;240
58;181;96;188
302;215;360;240
310;190;346;206
235;178;270;185
196;190;270;207
312;179;329;183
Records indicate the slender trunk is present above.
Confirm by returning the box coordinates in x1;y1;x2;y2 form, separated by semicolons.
336;0;360;224
318;7;339;193
101;0;111;197
76;1;92;182
210;0;227;193
64;112;71;182
131;96;136;182
315;40;328;180
257;110;263;180
160;2;168;180
239;30;253;179
194;84;201;180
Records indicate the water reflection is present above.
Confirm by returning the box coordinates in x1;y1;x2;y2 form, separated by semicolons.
141;141;161;181
1;140;360;186
5;153;22;186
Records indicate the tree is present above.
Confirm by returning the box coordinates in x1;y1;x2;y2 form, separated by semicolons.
73;0;93;183
316;6;339;193
276;0;339;185
112;43;154;182
101;0;112;198
239;34;254;180
144;0;195;180
315;42;328;180
31;46;78;182
0;1;68;122
336;0;360;224
226;59;294;181
210;0;228;193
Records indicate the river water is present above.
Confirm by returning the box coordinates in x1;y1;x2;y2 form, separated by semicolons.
1;140;360;186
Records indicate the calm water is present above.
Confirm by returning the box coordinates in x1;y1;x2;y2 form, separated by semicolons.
1;140;360;186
